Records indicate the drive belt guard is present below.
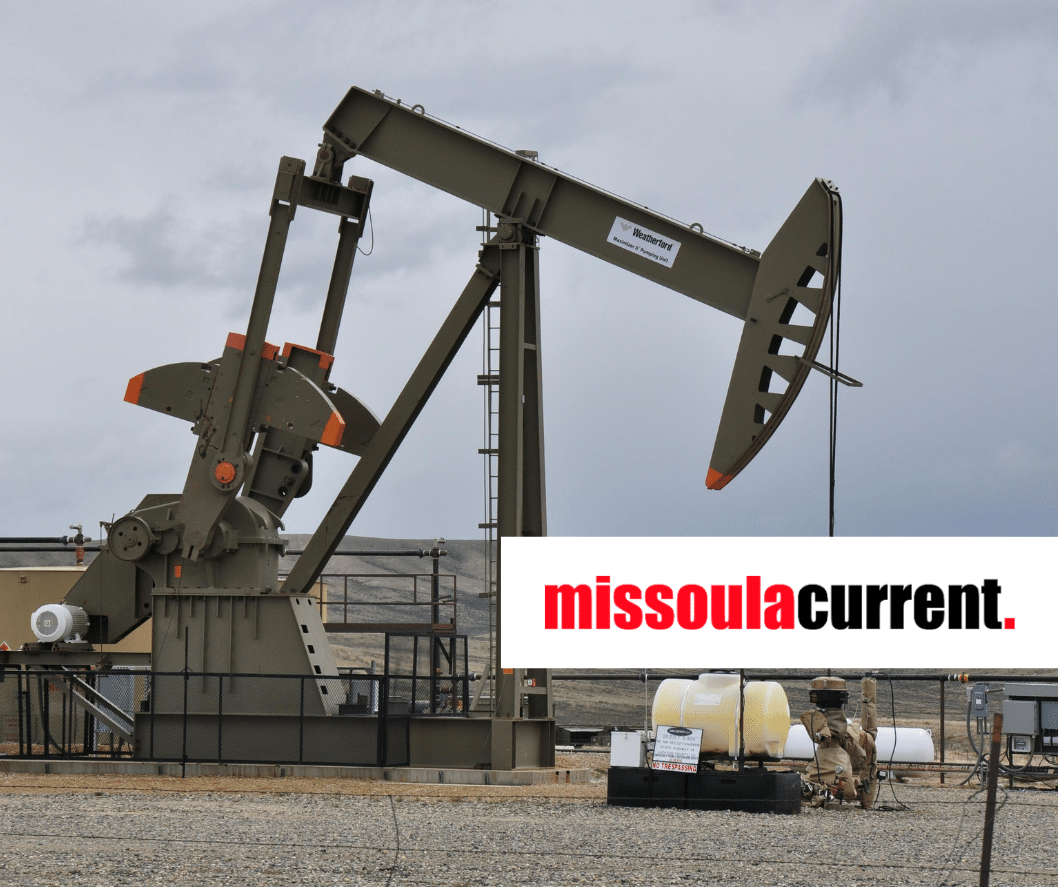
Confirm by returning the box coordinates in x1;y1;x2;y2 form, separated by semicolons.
707;179;842;489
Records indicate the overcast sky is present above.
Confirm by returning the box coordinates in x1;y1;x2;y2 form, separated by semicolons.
2;1;1055;543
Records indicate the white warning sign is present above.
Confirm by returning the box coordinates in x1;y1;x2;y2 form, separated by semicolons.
607;217;682;268
651;725;701;772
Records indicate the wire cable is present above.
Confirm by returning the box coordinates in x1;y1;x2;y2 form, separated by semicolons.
1;820;1056;881
875;672;911;811
959;690;989;787
935;785;1014;887
357;207;374;256
828;187;844;537
384;793;400;887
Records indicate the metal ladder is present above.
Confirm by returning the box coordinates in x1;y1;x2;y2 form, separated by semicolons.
472;299;501;713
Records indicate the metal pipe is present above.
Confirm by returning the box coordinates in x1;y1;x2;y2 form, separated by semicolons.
0;537;82;544
284;548;445;557
550;671;1058;683
553;672;700;682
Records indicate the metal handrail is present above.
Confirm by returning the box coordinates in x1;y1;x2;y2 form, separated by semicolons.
290;571;458;632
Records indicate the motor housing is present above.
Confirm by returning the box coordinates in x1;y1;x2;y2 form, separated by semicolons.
30;603;90;643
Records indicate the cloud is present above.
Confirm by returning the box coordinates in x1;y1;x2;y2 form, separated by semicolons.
994;441;1057;479
2;2;1055;542
78;201;269;313
795;1;1058;109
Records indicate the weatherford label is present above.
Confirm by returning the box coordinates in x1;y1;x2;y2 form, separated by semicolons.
607;217;682;267
499;537;1057;669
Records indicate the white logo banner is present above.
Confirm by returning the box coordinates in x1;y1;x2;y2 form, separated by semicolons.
607;217;681;267
499;537;1057;668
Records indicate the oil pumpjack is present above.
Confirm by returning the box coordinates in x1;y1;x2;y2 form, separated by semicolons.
15;88;844;770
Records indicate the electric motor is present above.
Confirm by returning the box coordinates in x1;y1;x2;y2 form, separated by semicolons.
30;603;90;643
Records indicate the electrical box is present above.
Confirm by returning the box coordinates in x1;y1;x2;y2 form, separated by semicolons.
1003;683;1058;755
1003;699;1037;736
610;731;647;768
1011;735;1032;754
970;683;990;719
1043;701;1058;751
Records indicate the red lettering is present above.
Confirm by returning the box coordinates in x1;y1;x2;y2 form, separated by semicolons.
676;584;708;629
595;576;611;629
544;583;591;629
645;584;674;629
614;584;643;630
747;575;761;629
712;584;742;629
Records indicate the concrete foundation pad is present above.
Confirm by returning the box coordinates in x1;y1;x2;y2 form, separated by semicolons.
0;758;588;785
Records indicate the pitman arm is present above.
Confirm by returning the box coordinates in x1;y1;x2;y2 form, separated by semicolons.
123;159;379;559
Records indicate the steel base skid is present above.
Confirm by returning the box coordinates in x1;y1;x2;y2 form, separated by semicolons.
607;766;801;815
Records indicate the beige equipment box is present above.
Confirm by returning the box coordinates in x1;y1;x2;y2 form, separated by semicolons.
0;567;150;652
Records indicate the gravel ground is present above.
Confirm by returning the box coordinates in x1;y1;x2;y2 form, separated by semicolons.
0;758;1056;887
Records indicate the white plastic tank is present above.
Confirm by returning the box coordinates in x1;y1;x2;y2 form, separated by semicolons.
30;603;90;643
784;723;936;763
651;673;791;758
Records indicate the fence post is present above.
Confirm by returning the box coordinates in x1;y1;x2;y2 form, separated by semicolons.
60;674;69;754
298;676;305;764
938;677;946;784
378;635;390;767
17;670;25;756
217;674;224;763
182;671;189;776
42;674;51;758
461;638;469;714
979;713;1003;887
182;635;190;778
411;636;420;714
